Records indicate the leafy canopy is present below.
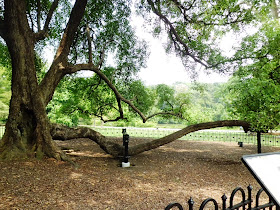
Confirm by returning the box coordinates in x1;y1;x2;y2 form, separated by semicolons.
224;17;280;131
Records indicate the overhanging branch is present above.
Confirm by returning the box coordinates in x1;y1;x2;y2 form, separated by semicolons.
86;23;93;63
67;63;184;123
171;0;251;26
147;0;209;68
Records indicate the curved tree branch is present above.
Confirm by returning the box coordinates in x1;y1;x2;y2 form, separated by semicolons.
67;63;184;123
128;120;250;156
50;120;250;157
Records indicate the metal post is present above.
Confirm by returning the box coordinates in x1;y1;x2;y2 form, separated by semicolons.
123;134;129;163
222;194;227;210
122;128;126;146
257;131;261;153
122;131;130;168
247;185;253;210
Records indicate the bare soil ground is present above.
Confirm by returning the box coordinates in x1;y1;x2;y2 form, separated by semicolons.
0;137;279;209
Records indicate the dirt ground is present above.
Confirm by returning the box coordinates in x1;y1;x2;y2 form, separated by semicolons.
0;137;279;210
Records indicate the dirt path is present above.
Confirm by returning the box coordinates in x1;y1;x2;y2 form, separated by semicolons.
0;138;279;209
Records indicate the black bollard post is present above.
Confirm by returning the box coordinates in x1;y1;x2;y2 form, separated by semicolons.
257;131;261;153
122;128;127;146
122;132;130;167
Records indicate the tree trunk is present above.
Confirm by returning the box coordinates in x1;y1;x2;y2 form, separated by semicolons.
0;1;64;160
50;120;250;157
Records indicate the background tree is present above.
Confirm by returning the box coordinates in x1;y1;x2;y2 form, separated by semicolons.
0;0;269;160
224;13;280;132
0;66;10;123
184;83;230;124
0;42;11;123
47;69;157;126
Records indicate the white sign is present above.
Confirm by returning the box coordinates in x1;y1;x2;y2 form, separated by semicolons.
242;152;280;207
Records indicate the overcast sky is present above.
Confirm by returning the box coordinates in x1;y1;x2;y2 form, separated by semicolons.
131;12;232;86
43;7;235;86
137;34;231;86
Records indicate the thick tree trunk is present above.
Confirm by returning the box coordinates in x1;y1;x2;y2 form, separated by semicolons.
50;120;250;157
0;1;64;160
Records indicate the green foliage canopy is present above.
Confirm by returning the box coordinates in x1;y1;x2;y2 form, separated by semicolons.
0;0;277;128
225;17;280;131
138;0;272;73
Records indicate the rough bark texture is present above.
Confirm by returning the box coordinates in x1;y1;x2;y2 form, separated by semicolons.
50;120;250;157
50;124;123;157
0;0;87;160
0;1;62;160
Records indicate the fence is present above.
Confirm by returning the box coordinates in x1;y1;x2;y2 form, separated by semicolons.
1;125;280;147
165;185;276;210
89;126;280;147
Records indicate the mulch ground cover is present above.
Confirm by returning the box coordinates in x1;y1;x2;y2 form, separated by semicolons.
0;137;279;209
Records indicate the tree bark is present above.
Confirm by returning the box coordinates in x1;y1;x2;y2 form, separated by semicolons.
50;120;250;157
0;0;65;160
0;0;87;160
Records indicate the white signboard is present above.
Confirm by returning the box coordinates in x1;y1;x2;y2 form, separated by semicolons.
242;152;280;207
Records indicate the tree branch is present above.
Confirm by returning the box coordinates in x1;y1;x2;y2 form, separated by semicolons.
0;18;6;39
96;40;113;68
50;120;250;157
37;0;41;31
39;0;87;104
128;120;250;156
171;0;250;27
35;0;59;41
147;0;209;68
67;63;186;123
27;9;35;32
54;0;87;59
145;112;183;122
86;23;93;63
44;0;60;31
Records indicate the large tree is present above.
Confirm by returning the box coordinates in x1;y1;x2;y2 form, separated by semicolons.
224;1;280;132
0;0;270;160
